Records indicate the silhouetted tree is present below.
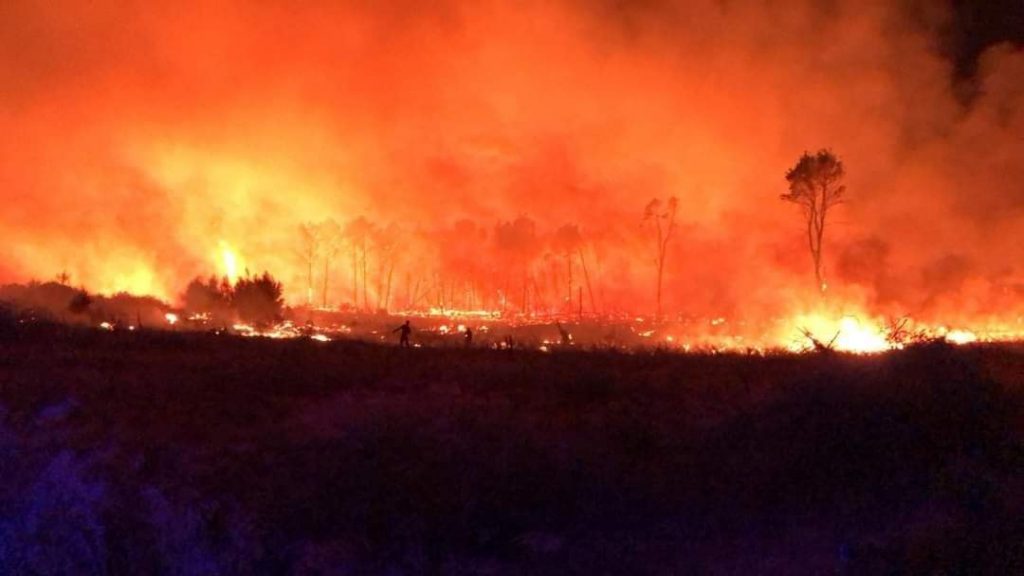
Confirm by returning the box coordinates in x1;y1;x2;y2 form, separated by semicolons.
182;276;231;319
371;223;402;312
436;220;489;311
495;216;539;314
643;197;678;321
551;224;597;316
231;272;284;326
345;217;375;310
318;219;342;308
553;225;581;307
297;223;321;306
782;149;845;293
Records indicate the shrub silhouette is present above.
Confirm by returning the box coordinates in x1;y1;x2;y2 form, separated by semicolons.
231;272;284;326
182;276;232;321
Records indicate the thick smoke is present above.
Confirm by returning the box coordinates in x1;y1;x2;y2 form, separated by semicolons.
0;0;1021;321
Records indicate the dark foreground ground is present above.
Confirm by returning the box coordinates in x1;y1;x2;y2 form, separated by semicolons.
1;323;1023;575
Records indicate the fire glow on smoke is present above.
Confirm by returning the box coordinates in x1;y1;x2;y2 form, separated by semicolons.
1;1;1023;348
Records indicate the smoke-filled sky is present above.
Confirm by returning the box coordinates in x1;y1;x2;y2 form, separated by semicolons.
1;0;1022;320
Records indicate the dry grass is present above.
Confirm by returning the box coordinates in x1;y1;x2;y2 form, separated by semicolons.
1;321;1023;574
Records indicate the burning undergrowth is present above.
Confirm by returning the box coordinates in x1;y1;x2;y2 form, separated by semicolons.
4;275;1024;355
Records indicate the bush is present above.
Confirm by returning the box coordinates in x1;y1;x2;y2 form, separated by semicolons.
231;272;284;326
182;276;232;320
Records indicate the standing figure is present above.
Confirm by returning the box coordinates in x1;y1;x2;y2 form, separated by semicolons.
556;322;572;346
464;326;473;348
393;320;412;348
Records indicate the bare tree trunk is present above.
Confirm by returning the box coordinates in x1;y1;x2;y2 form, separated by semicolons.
321;256;330;308
374;259;384;311
361;241;368;310
805;189;828;294
351;249;358;307
307;258;313;306
566;253;573;306
816;191;827;293
532;279;544;317
656;253;665;321
806;215;820;291
654;219;665;322
522;270;529;315
578;247;597;316
385;263;395;312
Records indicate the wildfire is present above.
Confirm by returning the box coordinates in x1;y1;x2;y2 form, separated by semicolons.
789;314;890;354
218;242;241;285
69;301;1024;355
833;316;890;353
426;308;501;319
942;329;978;345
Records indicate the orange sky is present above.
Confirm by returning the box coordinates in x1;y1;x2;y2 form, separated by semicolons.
1;0;1022;321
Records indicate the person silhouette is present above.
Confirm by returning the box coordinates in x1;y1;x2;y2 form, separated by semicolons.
556;322;572;346
393;320;412;347
464;326;473;348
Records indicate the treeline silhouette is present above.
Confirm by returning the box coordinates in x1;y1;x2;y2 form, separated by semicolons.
183;272;284;326
1;270;285;328
292;216;607;316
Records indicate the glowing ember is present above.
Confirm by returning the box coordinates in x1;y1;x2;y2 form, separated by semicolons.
787;313;890;354
834;316;890;354
944;329;978;345
164;313;179;325
218;242;241;286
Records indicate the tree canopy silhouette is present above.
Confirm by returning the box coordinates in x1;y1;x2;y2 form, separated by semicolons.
182;276;232;320
782;149;845;293
232;272;284;326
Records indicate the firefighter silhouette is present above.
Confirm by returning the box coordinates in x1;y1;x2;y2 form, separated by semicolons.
393;320;412;347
